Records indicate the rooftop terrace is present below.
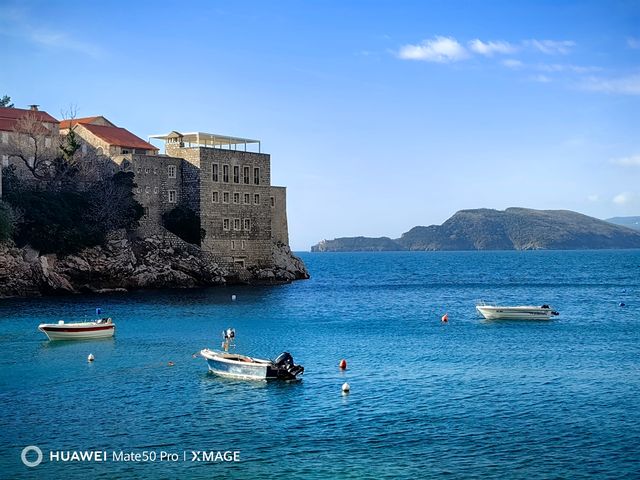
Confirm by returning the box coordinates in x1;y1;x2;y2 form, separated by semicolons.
149;131;261;153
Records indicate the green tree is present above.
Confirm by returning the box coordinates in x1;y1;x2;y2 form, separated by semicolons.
0;95;13;108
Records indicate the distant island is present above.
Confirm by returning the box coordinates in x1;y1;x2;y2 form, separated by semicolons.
606;216;640;231
311;208;640;252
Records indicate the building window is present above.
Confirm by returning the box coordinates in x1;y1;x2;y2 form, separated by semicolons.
45;137;52;148
231;240;236;250
233;192;240;204
168;190;177;203
212;191;219;203
241;240;246;250
137;167;142;173
145;167;149;174
271;196;275;208
168;165;177;178
1;132;7;143
233;165;239;183
234;218;240;230
223;218;230;231
253;167;260;185
243;193;250;204
122;149;130;154
145;186;150;194
223;164;229;182
1;154;8;167
153;167;157;175
136;187;141;194
143;207;149;218
254;194;260;205
223;192;229;204
244;219;251;231
212;163;219;182
154;186;159;194
243;166;250;184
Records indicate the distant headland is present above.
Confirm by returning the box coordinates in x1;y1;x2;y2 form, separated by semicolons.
311;208;640;252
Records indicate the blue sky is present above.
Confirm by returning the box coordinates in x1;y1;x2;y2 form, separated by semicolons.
1;0;638;249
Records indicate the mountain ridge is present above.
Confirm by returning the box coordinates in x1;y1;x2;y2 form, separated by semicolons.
311;208;640;252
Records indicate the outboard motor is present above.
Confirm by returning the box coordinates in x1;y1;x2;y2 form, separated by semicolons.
273;352;304;380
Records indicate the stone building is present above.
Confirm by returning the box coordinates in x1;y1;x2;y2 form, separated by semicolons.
0;105;60;196
1;106;292;270
149;131;289;268
58;117;180;234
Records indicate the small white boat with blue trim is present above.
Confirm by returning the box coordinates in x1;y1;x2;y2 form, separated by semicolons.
200;328;304;381
38;318;116;340
476;301;559;320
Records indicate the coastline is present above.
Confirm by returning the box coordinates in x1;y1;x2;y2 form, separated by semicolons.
0;230;309;299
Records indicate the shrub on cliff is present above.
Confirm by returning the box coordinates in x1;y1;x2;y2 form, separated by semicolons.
3;171;143;254
162;205;205;245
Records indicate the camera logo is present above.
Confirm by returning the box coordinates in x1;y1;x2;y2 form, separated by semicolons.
21;446;43;467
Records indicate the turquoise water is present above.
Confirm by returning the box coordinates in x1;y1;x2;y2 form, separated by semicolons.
1;250;639;479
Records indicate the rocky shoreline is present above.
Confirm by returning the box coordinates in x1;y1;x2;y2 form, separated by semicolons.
0;231;309;299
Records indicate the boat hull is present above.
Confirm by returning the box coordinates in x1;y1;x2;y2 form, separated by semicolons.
38;323;115;340
476;306;556;320
200;349;302;381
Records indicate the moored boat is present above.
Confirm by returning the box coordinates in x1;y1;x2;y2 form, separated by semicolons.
200;349;304;380
476;301;559;320
200;328;304;380
38;318;116;340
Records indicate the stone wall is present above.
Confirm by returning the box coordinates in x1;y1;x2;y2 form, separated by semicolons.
169;146;275;268
270;186;289;246
120;154;183;237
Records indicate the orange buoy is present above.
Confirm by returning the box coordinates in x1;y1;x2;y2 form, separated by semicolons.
339;359;347;370
441;313;449;323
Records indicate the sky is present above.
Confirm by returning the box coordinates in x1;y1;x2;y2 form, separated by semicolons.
1;0;638;250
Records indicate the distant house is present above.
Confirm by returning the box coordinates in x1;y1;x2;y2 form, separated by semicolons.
59;116;158;158
0;105;59;196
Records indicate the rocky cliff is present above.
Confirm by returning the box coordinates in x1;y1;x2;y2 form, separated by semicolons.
0;231;309;298
311;208;640;252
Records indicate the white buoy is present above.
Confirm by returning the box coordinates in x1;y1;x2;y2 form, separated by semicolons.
87;353;95;362
231;294;237;301
342;382;350;393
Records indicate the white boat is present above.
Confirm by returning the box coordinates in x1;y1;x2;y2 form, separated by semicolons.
200;328;304;381
38;318;116;340
200;349;304;380
476;301;559;320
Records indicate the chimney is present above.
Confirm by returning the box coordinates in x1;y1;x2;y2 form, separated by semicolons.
29;104;39;111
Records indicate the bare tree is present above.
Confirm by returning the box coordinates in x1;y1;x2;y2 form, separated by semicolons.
5;112;80;189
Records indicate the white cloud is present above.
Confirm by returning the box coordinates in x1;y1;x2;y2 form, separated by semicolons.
611;154;640;167
0;6;103;58
613;192;637;205
536;63;601;74
582;74;640;95
502;59;523;69
28;29;103;58
468;39;517;56
531;74;552;83
525;39;576;55
628;37;640;49
398;36;468;62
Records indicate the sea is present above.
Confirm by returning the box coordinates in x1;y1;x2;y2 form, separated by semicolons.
1;250;639;479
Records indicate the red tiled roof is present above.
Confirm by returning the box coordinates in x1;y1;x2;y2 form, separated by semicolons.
59;116;102;129
82;123;158;151
0;107;58;132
